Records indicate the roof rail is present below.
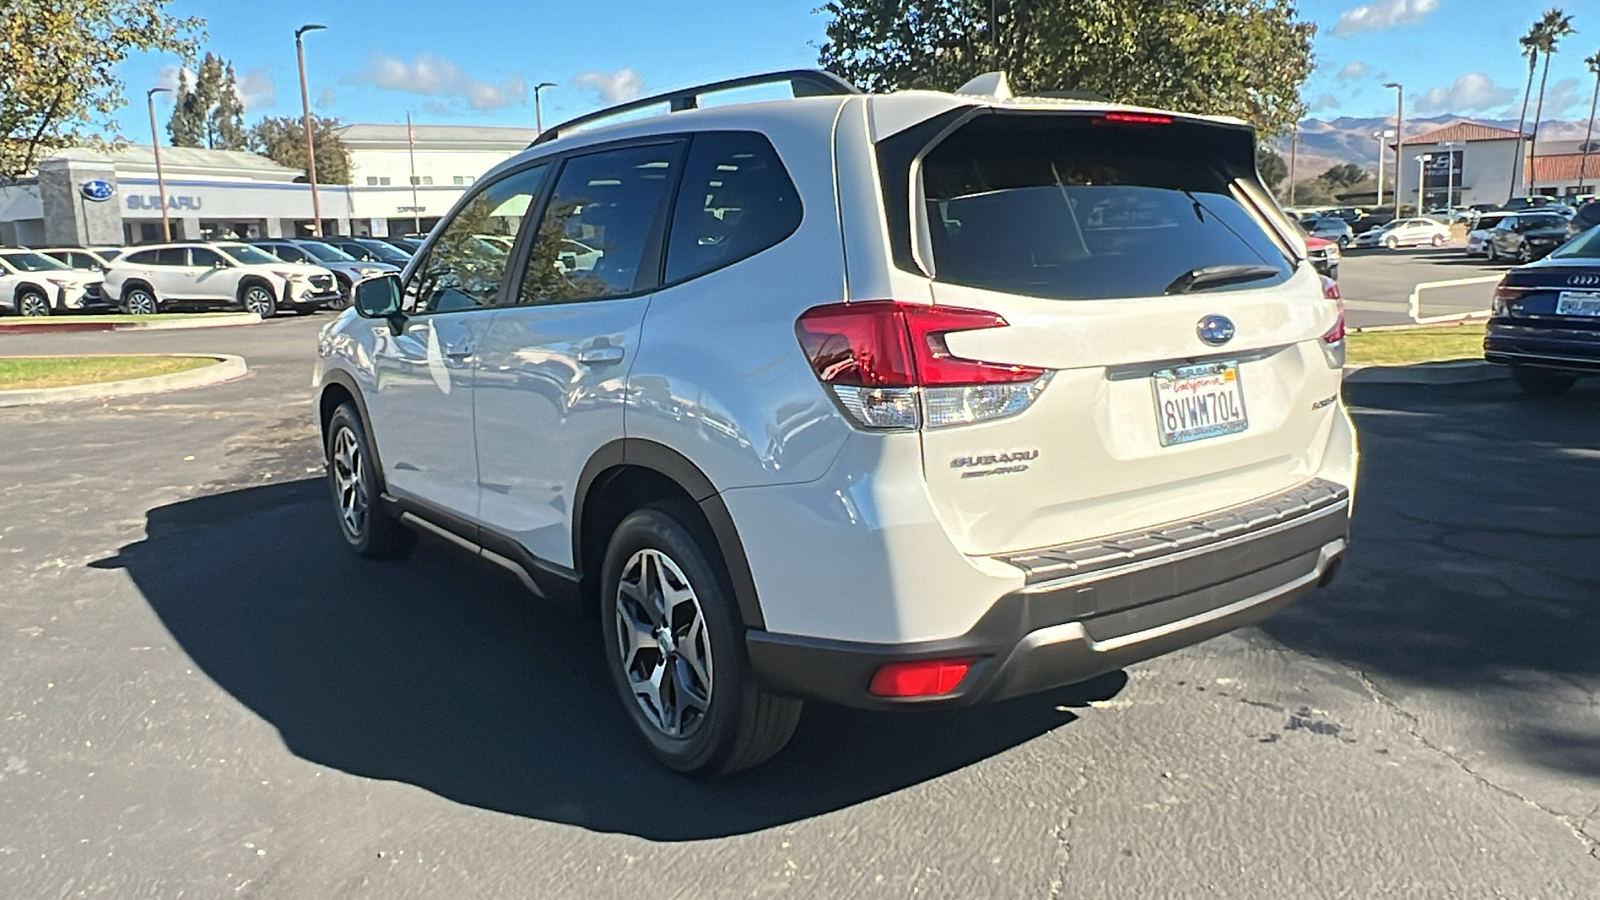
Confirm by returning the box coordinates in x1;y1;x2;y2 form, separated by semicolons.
529;69;861;147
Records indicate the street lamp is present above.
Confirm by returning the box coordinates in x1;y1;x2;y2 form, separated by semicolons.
534;82;556;134
1373;129;1394;206
146;87;173;242
295;24;327;236
1384;82;1404;219
1419;153;1432;215
1440;140;1463;211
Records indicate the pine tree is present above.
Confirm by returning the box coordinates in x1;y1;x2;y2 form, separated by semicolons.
167;52;235;149
167;68;205;147
211;64;248;151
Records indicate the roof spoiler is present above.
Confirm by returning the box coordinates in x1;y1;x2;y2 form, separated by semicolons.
530;69;862;148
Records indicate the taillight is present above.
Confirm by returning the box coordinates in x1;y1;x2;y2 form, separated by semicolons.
795;301;1050;430
868;657;977;697
1320;276;1345;344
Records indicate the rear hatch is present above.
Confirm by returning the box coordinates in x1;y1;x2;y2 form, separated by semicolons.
876;107;1344;556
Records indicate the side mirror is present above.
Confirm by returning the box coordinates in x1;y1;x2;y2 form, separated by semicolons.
354;273;402;319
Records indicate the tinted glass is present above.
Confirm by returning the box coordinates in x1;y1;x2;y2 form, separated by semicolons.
411;163;549;313
156;248;187;266
0;251;69;272
355;239;412;264
1550;226;1600;258
267;244;307;262
518;143;680;305
329;241;378;262
189;247;225;267
1523;215;1566;231
219;244;280;265
299;242;355;262
665;132;801;283
918;117;1289;300
123;249;157;265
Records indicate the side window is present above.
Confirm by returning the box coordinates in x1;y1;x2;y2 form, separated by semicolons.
408;163;550;314
272;244;307;263
664;132;803;284
190;247;224;268
124;250;156;266
518;142;682;305
156;248;186;266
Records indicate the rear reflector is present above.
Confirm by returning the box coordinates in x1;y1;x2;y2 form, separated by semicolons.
868;658;977;697
1098;112;1173;125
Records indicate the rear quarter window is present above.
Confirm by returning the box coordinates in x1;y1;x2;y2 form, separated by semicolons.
906;113;1292;301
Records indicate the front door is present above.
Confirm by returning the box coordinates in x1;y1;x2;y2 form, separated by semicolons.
366;162;553;522
475;140;684;567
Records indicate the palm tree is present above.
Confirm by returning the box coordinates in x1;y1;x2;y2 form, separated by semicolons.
1579;52;1600;193
1512;25;1542;202
1528;8;1577;194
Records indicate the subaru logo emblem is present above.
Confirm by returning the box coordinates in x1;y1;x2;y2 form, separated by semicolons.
1567;274;1600;286
80;180;115;202
1197;315;1236;346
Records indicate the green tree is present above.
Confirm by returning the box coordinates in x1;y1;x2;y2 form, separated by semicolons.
247;115;351;184
167;66;208;147
212;64;248;150
1256;146;1288;191
818;0;1316;137
1321;163;1367;189
1513;24;1541;200
0;0;202;181
168;52;246;150
1528;8;1576;193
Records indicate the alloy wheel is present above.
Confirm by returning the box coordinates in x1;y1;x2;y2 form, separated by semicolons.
330;426;368;538
19;292;50;316
614;548;714;739
243;286;274;317
125;290;157;315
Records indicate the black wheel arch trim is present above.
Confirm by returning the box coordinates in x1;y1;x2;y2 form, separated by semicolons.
574;438;766;630
316;370;387;491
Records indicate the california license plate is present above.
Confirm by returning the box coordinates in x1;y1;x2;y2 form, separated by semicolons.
1153;362;1249;446
1556;291;1600;316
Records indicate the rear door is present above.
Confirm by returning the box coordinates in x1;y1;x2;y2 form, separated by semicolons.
151;247;193;301
881;109;1343;555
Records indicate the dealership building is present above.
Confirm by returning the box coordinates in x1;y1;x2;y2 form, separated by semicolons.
0;123;538;248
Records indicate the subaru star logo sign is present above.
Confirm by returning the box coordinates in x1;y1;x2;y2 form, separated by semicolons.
80;180;115;202
1197;314;1236;346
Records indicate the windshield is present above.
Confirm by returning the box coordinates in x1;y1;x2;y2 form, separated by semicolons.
217;244;282;265
356;239;412;263
0;251;71;272
1550;226;1600;258
299;242;356;262
916;115;1290;301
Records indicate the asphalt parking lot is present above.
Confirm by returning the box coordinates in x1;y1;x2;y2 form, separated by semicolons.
1;313;1597;897
1340;244;1508;328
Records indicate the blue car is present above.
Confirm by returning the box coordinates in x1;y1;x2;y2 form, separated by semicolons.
1484;225;1600;395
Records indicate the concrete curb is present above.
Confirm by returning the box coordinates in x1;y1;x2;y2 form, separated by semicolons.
0;354;248;407
0;313;261;335
1343;360;1505;385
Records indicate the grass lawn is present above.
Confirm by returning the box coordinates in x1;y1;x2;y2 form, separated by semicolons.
1346;322;1487;366
0;312;247;325
0;356;216;391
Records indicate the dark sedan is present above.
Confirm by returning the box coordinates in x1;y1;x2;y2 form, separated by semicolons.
1486;212;1570;263
1484;226;1600;395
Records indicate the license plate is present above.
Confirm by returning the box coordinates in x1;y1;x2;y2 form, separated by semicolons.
1556;291;1600;317
1153;362;1249;446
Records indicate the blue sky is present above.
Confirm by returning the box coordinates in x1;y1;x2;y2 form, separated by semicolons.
108;0;1600;138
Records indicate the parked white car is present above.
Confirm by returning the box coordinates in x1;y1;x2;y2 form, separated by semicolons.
1353;217;1453;249
0;249;105;316
1465;213;1509;257
315;69;1356;776
103;242;340;316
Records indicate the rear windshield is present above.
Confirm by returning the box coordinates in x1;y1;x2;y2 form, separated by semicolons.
1521;215;1566;231
910;113;1290;301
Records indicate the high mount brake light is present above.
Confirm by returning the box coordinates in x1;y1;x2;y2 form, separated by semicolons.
795;301;1049;430
1097;112;1174;125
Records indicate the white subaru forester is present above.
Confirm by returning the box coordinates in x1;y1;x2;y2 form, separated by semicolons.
313;70;1357;777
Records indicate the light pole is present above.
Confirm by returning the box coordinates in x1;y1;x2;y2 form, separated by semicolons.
1288;122;1300;206
1373;129;1394;206
146;87;173;242
1440;141;1463;210
1385;83;1404;219
296;24;327;236
1418;153;1432;215
534;82;556;134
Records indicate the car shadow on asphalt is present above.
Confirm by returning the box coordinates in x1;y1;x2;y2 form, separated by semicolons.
91;478;1121;840
1263;378;1600;779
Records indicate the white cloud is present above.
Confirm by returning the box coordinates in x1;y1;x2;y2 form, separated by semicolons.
1331;0;1440;37
314;87;336;110
155;65;189;95
1535;78;1584;118
1413;73;1516;114
238;67;276;112
572;69;645;105
1310;94;1342;112
354;52;527;111
1336;61;1369;82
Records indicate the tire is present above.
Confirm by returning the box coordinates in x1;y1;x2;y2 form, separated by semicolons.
1385;236;1399;250
122;285;159;315
600;503;802;777
325;402;415;559
1338;236;1351;249
240;282;278;318
1431;234;1446;247
1485;243;1498;263
17;289;51;317
1511;366;1578;397
329;277;352;311
1517;244;1532;264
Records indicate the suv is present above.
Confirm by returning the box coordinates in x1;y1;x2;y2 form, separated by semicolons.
250;239;400;308
0;249;105;315
315;71;1357;776
320;236;415;266
103;242;340;316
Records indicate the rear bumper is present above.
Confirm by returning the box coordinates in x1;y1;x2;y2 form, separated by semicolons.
747;479;1350;709
1484;321;1600;371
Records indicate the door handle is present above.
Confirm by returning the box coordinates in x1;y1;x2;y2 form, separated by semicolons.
443;343;475;361
577;345;625;365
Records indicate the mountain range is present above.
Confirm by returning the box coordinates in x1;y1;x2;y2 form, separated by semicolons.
1271;114;1600;184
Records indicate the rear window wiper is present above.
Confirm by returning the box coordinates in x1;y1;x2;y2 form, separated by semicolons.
1164;264;1282;295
